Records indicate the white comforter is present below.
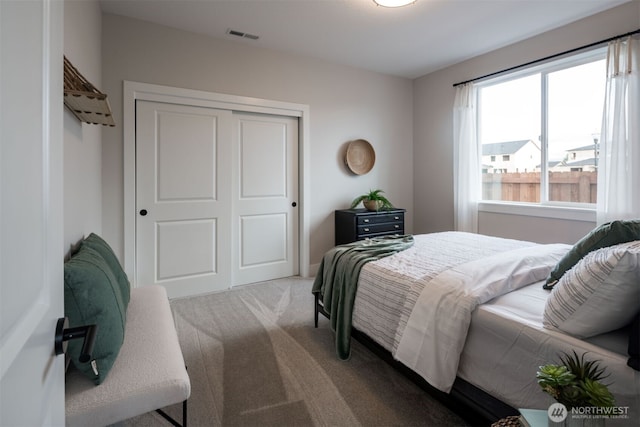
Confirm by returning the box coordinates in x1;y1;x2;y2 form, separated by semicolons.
394;242;570;393
353;232;539;354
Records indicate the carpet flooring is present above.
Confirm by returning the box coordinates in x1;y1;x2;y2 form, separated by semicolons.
123;277;471;427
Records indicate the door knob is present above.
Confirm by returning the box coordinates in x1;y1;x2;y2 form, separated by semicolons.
291;202;297;207
54;317;98;363
139;209;148;216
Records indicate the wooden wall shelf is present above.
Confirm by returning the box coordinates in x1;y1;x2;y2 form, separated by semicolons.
63;56;115;127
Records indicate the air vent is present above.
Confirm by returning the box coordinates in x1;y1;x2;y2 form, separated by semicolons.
226;29;260;41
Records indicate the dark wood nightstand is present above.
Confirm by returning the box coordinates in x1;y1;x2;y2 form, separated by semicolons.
334;208;405;245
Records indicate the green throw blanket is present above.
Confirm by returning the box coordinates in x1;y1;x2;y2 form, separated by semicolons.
312;235;414;359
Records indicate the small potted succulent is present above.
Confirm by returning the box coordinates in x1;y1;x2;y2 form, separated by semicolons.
537;351;614;426
350;189;394;212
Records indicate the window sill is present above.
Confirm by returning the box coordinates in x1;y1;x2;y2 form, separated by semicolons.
478;201;596;223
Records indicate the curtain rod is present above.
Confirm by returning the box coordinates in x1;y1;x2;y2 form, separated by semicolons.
452;28;640;87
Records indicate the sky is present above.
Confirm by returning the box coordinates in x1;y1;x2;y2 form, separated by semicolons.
479;58;606;162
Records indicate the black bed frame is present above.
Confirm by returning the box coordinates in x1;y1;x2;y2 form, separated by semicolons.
314;293;520;426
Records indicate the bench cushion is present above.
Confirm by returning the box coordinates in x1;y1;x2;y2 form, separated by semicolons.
65;285;190;426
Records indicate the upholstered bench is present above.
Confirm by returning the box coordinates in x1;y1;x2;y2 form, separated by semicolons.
65;284;190;426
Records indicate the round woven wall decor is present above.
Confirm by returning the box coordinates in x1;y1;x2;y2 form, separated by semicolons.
345;139;375;175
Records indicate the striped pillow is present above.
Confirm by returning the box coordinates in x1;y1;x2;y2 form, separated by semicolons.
543;240;640;338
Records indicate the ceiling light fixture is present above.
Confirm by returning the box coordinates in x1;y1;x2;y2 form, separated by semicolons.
373;0;416;7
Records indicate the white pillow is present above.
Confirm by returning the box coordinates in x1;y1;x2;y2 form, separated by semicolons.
543;240;640;338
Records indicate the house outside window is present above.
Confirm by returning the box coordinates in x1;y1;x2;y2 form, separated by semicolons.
477;48;606;206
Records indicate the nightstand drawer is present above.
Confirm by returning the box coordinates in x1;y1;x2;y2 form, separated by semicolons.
357;213;403;225
358;222;403;235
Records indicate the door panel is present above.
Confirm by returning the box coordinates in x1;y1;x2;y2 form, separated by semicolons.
0;0;64;424
240;214;287;266
240;120;287;197
157;112;217;201
136;101;232;298
234;113;299;286
156;219;217;280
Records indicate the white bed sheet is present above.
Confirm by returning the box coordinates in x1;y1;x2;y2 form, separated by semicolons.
458;282;640;424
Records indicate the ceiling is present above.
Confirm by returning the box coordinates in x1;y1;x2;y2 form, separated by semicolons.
99;0;631;79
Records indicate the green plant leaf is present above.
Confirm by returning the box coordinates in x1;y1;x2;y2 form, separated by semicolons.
582;378;615;407
560;351;609;382
537;364;576;388
538;351;615;409
350;189;394;210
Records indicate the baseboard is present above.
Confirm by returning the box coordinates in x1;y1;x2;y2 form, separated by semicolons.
308;262;320;277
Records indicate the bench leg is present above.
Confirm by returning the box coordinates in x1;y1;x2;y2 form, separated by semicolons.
183;398;187;427
156;399;187;427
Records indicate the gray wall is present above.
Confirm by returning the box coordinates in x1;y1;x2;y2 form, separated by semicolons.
63;0;103;252
65;2;639;274
412;1;640;244
101;13;414;270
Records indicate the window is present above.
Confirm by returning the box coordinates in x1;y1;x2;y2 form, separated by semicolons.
478;49;606;206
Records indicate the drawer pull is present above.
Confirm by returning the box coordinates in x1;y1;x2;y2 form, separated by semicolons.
363;228;370;232
395;225;400;229
394;216;399;220
363;219;370;223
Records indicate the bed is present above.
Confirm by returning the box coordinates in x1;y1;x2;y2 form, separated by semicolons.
312;229;640;425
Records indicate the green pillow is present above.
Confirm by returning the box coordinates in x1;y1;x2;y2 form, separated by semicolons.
82;233;130;307
544;219;640;289
64;245;127;384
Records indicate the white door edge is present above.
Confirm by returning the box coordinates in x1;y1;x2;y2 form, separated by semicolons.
123;81;311;288
1;0;64;423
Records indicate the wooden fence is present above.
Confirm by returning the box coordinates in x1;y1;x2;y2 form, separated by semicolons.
482;171;597;203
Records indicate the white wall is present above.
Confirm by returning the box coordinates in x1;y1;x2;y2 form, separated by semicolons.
413;1;640;244
100;13;414;269
63;0;103;253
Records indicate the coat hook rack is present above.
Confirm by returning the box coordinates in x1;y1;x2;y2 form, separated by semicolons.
63;56;116;127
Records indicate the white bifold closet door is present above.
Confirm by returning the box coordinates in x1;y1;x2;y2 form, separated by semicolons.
135;101;298;298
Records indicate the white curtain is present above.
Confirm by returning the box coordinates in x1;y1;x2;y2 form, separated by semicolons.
597;36;640;224
453;83;480;233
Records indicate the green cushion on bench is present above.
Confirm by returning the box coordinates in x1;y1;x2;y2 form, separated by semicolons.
82;233;131;307
64;244;127;385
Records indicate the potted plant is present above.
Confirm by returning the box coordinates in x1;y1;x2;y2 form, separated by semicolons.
536;351;615;426
350;189;394;212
